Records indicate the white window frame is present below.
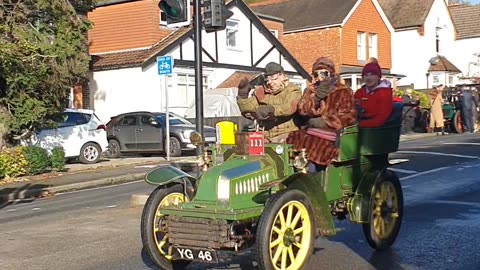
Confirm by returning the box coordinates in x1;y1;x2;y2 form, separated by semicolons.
368;33;377;59
433;75;440;84
357;32;366;63
270;29;278;38
226;20;240;49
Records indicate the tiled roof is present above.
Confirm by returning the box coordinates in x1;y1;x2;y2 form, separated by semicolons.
217;71;261;88
250;0;357;32
377;0;434;29
91;27;192;71
449;4;480;39
428;55;461;73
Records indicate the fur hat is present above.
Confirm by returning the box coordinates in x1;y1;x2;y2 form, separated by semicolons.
312;57;335;74
362;62;382;78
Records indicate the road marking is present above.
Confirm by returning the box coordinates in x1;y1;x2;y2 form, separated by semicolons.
426;200;480;207
443;142;480;146
399;166;450;181
57;180;144;195
389;158;410;165
107;205;117;208
388;168;418;174
397;151;479;159
31;208;41;211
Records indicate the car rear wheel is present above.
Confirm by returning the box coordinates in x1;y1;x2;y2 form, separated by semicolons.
107;139;121;158
79;142;101;164
168;137;182;157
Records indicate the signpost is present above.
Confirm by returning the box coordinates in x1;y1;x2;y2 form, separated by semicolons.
157;55;173;161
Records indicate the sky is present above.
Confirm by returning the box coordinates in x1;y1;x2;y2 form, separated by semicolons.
468;0;480;4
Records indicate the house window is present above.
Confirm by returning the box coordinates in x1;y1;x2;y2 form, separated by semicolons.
368;33;377;59
357;32;366;63
169;74;208;108
159;10;167;26
448;75;453;85
433;75;440;84
270;30;278;38
226;20;239;49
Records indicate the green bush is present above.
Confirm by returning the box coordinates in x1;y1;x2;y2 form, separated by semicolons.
394;89;430;109
50;147;65;171
22;146;50;175
0;147;28;179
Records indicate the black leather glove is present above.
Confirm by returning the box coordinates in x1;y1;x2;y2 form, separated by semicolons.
237;77;252;99
255;105;275;120
315;78;333;100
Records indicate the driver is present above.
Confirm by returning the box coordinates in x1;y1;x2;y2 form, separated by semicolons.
236;62;302;142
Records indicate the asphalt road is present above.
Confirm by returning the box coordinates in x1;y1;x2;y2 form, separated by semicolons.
1;133;479;270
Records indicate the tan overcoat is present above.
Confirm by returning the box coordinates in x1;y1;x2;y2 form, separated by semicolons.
428;89;444;128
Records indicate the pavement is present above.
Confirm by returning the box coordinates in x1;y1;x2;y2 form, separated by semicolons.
0;131;439;205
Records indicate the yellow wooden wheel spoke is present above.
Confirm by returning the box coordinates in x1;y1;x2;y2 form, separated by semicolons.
286;204;294;227
293;226;305;236
273;225;283;235
290;211;302;229
278;211;286;228
270;238;282;249
287;247;296;264
281;246;288;270
292;242;303;249
272;246;283;265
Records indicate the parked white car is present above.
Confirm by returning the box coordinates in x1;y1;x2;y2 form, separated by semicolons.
27;109;109;164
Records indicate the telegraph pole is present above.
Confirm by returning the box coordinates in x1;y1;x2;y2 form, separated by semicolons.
194;0;204;154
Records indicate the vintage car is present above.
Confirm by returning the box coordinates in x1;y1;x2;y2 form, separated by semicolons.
140;104;404;270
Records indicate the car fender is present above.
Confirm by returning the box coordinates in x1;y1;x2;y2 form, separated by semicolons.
261;173;336;237
145;165;197;193
347;168;394;223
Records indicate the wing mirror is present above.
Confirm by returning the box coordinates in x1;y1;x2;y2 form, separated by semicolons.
189;131;203;146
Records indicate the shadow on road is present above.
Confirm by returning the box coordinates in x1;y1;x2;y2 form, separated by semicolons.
0;183;51;209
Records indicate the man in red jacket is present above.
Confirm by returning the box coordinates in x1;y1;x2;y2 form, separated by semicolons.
354;62;393;128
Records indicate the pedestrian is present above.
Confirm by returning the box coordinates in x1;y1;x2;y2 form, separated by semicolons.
460;86;477;133
428;85;446;135
354;62;393;128
287;57;356;167
236;62;302;142
401;89;418;134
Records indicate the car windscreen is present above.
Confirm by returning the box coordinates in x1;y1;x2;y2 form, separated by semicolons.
58;112;91;127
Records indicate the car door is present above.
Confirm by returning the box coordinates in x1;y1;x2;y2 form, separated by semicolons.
113;114;138;150
56;112;90;157
136;113;163;150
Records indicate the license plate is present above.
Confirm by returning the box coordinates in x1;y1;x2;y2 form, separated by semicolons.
205;136;216;142
173;247;218;263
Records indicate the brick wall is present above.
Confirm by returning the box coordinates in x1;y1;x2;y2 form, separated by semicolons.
260;19;284;41
87;0;171;54
282;28;342;76
342;0;391;69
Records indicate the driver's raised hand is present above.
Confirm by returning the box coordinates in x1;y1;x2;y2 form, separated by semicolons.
237;77;252;99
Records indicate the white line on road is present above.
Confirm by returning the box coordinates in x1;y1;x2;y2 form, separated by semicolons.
388;168;418;174
134;165;157;168
397;151;479;159
443;142;480;146
399;166;450;181
426;200;480;207
57;180;144;195
389;158;410;165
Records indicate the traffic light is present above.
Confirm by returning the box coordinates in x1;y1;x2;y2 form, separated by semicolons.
203;0;233;32
158;0;190;28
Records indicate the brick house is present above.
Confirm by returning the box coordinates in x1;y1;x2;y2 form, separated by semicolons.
251;0;395;91
86;0;309;121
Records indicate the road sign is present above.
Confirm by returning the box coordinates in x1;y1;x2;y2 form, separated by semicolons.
157;56;173;75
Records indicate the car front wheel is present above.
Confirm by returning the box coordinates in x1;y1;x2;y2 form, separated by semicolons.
79;142;101;164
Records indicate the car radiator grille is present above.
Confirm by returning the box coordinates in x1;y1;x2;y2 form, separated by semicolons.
167;216;230;249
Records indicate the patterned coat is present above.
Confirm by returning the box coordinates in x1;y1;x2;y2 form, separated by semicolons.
237;83;302;140
287;81;356;166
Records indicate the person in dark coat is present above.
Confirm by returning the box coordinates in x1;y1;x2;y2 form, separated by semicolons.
461;87;476;133
400;89;418;134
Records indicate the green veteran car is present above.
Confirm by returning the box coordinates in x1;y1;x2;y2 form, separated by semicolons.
140;105;404;270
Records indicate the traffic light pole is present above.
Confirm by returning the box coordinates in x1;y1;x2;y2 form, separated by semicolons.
194;0;204;155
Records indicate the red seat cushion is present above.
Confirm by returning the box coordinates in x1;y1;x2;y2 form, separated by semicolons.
306;128;337;142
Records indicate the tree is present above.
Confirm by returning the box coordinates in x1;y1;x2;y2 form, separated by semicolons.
0;0;94;150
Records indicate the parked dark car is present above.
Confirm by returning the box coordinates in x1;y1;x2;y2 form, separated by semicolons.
106;111;217;157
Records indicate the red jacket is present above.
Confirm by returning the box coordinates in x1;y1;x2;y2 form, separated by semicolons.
354;81;393;128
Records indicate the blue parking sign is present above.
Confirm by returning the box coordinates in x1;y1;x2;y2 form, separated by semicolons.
157;56;173;75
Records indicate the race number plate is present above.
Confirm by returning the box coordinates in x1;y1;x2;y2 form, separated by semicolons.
247;132;264;155
173;247;218;263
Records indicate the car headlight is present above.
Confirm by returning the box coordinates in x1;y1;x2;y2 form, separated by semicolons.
182;130;193;139
293;149;308;171
217;175;230;202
